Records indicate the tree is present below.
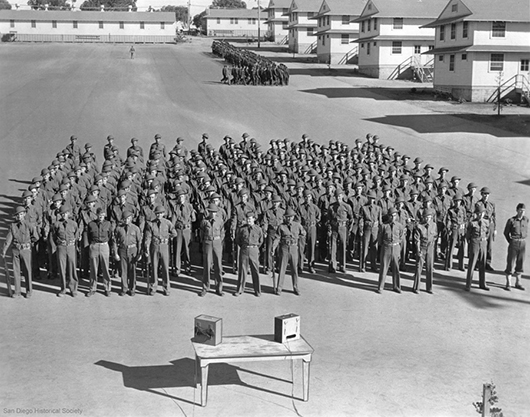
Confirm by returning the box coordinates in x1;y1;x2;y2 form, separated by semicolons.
210;0;246;8
27;0;71;9
0;0;12;10
192;10;206;30
79;0;136;11
160;5;189;23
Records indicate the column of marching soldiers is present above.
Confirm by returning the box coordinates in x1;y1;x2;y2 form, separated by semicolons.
212;40;290;86
2;131;528;299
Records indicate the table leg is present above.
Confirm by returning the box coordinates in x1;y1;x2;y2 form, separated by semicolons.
195;355;200;388
201;364;209;407
302;359;310;402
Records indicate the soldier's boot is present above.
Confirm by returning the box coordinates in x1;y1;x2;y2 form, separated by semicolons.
505;274;511;291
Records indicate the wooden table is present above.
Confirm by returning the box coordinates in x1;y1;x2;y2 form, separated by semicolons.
191;334;314;407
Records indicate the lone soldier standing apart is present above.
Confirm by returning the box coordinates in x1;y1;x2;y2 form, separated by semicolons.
144;206;177;296
503;203;527;291
86;207;113;297
276;208;306;296
130;44;135;59
2;206;38;299
234;211;263;297
199;204;224;297
377;208;404;294
412;209;437;294
52;205;80;297
114;210;142;296
465;205;490;291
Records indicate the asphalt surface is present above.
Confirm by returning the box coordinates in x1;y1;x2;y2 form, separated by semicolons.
0;39;529;417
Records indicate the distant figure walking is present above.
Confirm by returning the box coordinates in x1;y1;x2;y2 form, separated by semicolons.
130;45;135;59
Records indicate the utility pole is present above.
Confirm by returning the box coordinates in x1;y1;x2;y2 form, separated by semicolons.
187;0;191;31
257;0;261;48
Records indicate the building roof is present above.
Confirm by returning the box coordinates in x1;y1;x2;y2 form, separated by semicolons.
354;0;448;22
353;34;434;42
0;10;175;22
203;8;265;19
425;44;530;54
288;0;323;13
287;22;318;28
313;0;366;19
314;28;359;35
264;0;292;11
423;0;530;27
264;17;289;23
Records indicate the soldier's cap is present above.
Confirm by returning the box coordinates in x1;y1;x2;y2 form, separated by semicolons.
177;189;188;196
205;185;216;193
382;184;391;191
148;189;158;196
118;189;127;197
242;133;249;139
94;175;103;182
453;195;462;202
424;164;434;170
52;193;62;202
107;135;114;141
205;144;213;150
239;188;249;196
389;166;397;172
388;207;398;216
59;184;69;192
85;143;92;148
451;175;461;181
287;179;296;186
301;134;308;139
210;192;221;200
51;159;60;166
154;205;165;214
410;190;420;195
414;157;423;164
14;206;26;216
207;204;218;213
423;196;433;202
334;187;344;196
303;189;313;197
234;178;244;184
59;205;70;214
22;190;32;198
28;184;38;191
90;185;99;192
40;168;49;176
424;209;435;217
272;195;282;203
296;181;305;189
82;153;91;161
122;210;134;220
355;138;363;143
86;195;97;203
402;155;410;160
413;172;423;178
96;207;105;215
373;135;379;140
121;179;132;188
32;175;44;184
202;133;209;139
285;208;296;217
257;179;267;186
264;186;274;193
245;211;256;218
155;134;161;139
475;205;486;213
425;177;434;184
516;203;526;210
65;171;76;179
438;167;449;173
396;196;405;203
308;169;317;176
467;182;477;189
480;187;491;194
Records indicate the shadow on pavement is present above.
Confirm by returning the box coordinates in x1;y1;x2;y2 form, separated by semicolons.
365;114;524;137
516;178;530;187
290;68;360;77
301;87;437;101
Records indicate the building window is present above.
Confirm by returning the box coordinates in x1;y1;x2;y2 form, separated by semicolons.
392;41;402;54
31;20;36;28
521;59;530;72
230;18;234;24
361;21;365;32
341;34;349;44
368;3;372;10
451;3;458;12
440;25;445;41
462;21;468;38
373;42;376;46
283;8;289;14
414;45;421;54
462;53;467;60
393;18;403;29
248;18;252;24
439;55;444;62
361;43;364;48
342;15;349;25
428;45;434;50
234;18;238;24
216;18;220;24
322;35;325;46
99;21;103;29
449;55;455;71
73;21;78;29
367;19;371;31
10;19;14;28
52;20;57;28
326;16;329;25
492;21;505;37
490;53;504;71
119;21;124;29
367;42;370;55
373;18;377;30
306;28;313;34
450;23;456;39
282;21;288;29
140;21;144;29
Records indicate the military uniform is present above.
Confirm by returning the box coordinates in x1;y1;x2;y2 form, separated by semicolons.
234;214;263;296
199;205;224;296
52;207;80;296
465;208;490;291
412;210;437;293
377;209;404;293
503;204;527;290
113;213;142;296
276;210;306;295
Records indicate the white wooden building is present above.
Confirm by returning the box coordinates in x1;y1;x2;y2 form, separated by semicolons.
423;0;530;102
285;0;320;54
263;0;290;44
202;8;268;38
0;9;176;43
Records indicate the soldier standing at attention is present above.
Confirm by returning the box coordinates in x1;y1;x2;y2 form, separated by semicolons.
149;134;166;160
299;190;320;273
377;207;404;294
503;203;527;291
465;206;490;291
234;211;263;297
327;188;353;273
144;205;177;296
113;211;142;296
86;207;113;297
276;208;306;296
2;207;38;299
171;189;196;277
412;209;437;294
52;205;80;297
130;44;135;59
199;204;224;297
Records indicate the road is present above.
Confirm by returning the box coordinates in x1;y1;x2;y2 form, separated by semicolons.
0;39;529;417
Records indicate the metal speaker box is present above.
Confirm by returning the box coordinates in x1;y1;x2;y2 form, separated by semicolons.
274;313;300;343
194;315;223;346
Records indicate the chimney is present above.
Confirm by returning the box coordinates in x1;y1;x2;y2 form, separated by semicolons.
100;4;104;11
44;3;48;10
128;5;132;12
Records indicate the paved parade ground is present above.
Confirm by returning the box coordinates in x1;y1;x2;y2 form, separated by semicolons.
0;39;529;417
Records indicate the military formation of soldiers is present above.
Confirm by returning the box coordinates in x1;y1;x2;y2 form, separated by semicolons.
212;40;289;86
1;131;528;299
